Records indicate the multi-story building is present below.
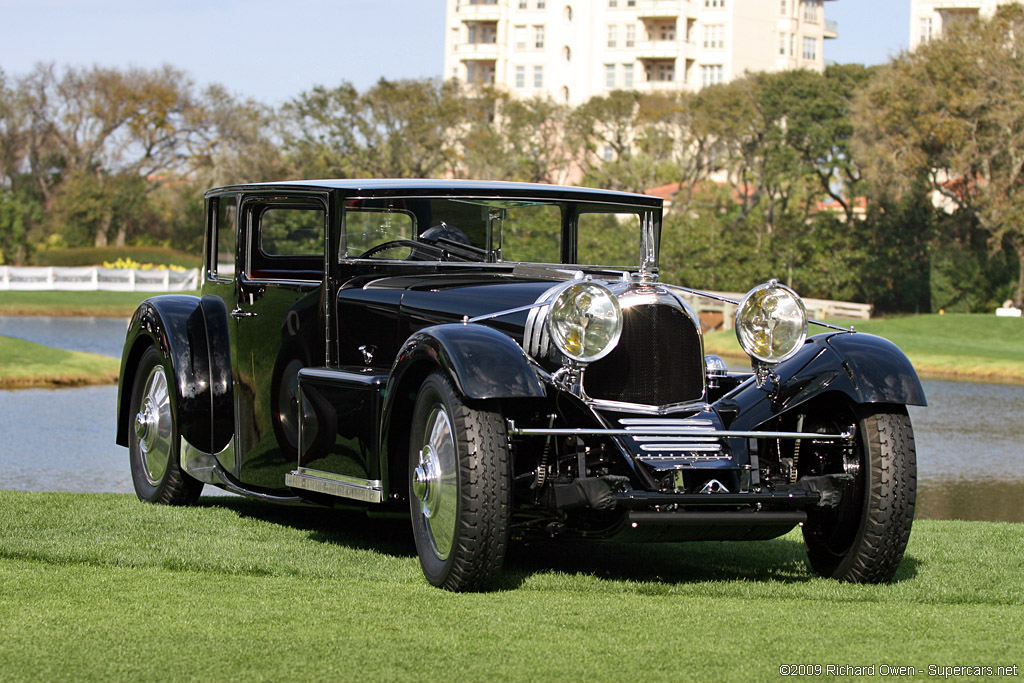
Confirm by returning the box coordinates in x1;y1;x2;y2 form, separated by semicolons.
910;0;1015;49
443;0;838;106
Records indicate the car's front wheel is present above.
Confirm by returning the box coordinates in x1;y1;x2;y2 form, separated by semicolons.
128;345;203;505
408;370;510;591
803;405;916;583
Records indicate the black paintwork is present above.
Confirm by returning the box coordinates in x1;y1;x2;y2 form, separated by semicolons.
117;180;925;540
117;295;232;456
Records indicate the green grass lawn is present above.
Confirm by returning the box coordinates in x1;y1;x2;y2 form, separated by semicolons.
705;313;1024;383
0;335;119;388
0;291;195;318
0;490;1020;681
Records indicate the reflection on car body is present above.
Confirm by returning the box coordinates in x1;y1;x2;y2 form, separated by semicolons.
116;180;925;591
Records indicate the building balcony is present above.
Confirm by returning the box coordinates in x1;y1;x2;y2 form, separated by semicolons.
454;42;501;59
929;0;984;8
454;3;501;20
635;0;682;20
824;19;838;39
636;79;681;92
634;40;681;60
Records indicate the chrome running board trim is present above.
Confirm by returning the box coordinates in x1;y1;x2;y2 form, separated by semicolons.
286;468;384;504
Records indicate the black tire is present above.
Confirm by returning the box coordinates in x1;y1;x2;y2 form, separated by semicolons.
408;370;510;591
128;346;203;505
803;406;916;583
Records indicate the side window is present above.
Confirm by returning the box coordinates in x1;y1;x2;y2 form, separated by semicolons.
259;206;324;256
213;196;237;280
500;204;562;263
343;208;416;258
576;211;642;267
248;201;326;280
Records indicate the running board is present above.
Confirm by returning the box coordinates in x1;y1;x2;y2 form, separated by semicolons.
285;468;384;504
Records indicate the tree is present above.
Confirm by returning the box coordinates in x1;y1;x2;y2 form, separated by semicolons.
17;64;201;246
283;78;465;178
855;5;1024;307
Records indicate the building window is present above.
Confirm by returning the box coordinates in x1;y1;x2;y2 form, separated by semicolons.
802;35;817;60
779;32;786;55
535;25;545;48
603;145;615;162
627;0;635;5
537;0;545;8
519;0;527;7
625;24;636;47
780;0;787;15
658;21;676;40
704;0;724;7
467;62;496;85
605;64;616;88
564;45;572;61
515;25;527;49
607;25;617;48
468;22;497;44
609;0;617;6
623;63;634;88
919;16;933;44
803;0;819;24
790;33;796;55
515;65;525;88
702;24;724;49
648;61;675;82
534;65;544;88
701;64;723;87
565;5;573;21
562;86;570;102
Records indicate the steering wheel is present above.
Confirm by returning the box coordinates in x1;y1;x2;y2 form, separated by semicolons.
358;239;424;259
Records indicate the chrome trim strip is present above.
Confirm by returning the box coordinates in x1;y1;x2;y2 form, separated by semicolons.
620;418;714;426
507;425;852;440
637;453;732;459
297;367;387;385
180;436;233;485
286;468;384;504
638;444;723;452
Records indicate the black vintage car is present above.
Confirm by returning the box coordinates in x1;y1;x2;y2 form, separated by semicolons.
116;180;924;590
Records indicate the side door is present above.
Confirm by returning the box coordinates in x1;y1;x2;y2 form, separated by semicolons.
231;193;328;491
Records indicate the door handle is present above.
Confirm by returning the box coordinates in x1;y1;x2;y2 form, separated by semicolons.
231;308;258;319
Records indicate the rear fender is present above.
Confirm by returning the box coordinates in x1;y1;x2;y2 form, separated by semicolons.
116;295;233;453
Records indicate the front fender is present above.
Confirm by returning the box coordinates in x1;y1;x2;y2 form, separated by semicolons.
116;295;233;453
388;323;546;402
721;332;925;432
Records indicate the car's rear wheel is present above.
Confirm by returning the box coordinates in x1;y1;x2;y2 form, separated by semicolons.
408;370;510;591
129;346;203;505
803;405;916;583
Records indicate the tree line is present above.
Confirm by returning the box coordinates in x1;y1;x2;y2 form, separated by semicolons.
2;5;1023;311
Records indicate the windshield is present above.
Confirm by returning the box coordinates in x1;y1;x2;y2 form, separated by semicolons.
341;197;656;268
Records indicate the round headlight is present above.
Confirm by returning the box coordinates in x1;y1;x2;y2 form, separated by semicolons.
735;281;807;364
547;281;622;363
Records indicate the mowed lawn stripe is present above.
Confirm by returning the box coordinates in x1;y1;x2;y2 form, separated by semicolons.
0;491;1021;681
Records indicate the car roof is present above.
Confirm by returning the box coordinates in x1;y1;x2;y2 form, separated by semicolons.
204;178;662;207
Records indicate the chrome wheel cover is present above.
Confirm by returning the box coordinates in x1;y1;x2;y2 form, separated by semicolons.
412;405;458;560
134;363;172;487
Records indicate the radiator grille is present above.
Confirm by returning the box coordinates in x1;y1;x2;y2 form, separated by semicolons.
584;304;705;406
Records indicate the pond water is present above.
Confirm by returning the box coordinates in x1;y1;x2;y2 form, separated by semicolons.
0;315;127;358
0;318;1021;522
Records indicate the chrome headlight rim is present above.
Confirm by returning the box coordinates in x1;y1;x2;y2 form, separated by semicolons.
546;280;623;364
734;280;807;364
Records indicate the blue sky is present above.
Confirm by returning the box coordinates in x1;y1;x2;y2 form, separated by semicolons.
0;0;908;105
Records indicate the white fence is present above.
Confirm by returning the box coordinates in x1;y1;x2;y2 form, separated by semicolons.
0;266;200;292
678;290;872;331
